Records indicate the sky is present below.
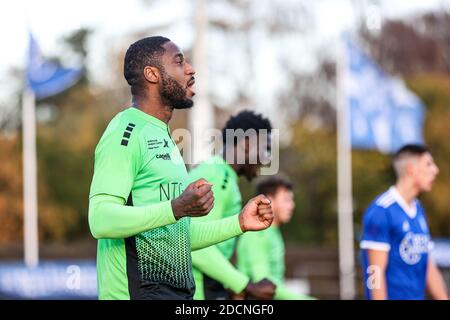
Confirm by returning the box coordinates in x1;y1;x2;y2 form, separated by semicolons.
1;0;448;71
0;0;449;111
1;0;189;74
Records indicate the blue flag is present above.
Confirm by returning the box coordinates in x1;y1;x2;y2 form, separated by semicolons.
343;37;425;154
26;33;83;100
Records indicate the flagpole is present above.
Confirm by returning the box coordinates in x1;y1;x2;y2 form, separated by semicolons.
22;87;39;267
336;36;355;300
189;0;214;166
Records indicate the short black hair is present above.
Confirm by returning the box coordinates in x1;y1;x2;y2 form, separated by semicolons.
393;144;430;162
256;175;293;197
124;36;171;96
392;144;430;178
222;110;272;145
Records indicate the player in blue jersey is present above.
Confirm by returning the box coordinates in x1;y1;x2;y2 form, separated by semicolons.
360;144;448;300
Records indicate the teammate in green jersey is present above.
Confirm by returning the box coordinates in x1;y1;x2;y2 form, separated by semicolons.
237;175;316;300
190;111;277;300
88;36;274;300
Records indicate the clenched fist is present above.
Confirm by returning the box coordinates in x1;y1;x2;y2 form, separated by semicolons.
171;178;214;220
238;194;274;232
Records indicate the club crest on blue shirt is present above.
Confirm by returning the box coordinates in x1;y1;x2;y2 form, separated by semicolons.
399;232;430;265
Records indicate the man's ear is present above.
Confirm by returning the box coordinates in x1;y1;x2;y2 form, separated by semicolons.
143;66;159;84
406;161;417;176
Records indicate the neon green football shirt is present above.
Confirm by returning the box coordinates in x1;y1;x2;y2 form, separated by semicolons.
89;106;193;299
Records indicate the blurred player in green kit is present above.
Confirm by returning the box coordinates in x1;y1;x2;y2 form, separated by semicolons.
189;110;276;300
237;175;316;300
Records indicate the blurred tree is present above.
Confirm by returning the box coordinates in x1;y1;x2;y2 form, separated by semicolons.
278;119;339;245
278;58;337;130
62;28;92;61
0;136;23;243
359;12;450;76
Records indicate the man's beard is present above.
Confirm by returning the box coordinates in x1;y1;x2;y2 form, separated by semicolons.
160;71;194;110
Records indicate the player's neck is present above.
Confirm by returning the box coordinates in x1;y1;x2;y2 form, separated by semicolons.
394;180;419;208
132;95;173;124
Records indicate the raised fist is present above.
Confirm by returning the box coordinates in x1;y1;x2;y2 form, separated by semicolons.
171;178;214;219
238;194;274;232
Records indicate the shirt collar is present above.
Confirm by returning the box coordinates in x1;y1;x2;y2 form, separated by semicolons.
389;186;417;219
128;106;168;130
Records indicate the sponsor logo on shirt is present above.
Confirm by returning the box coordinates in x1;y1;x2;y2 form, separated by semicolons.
147;139;163;150
147;139;171;150
160;182;184;201
156;153;171;161
399;232;429;265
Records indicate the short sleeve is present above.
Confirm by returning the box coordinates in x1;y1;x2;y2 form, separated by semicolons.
89;119;142;201
360;206;391;251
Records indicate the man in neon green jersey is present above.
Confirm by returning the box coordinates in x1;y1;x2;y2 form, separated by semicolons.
190;110;277;300
88;36;274;300
237;175;316;300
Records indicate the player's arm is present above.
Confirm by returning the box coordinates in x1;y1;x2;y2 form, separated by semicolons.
360;205;392;300
239;230;309;302
426;257;449;300
90;179;215;239
190;194;273;250
248;233;316;299
239;230;291;299
88;194;176;239
191;245;276;299
366;249;388;300
190;215;242;250
240;231;272;282
191;245;250;294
